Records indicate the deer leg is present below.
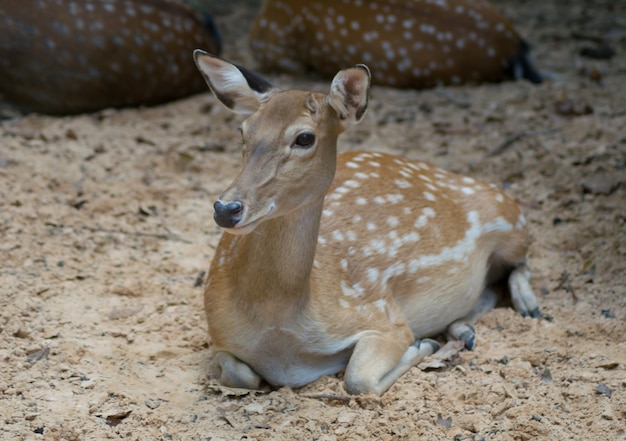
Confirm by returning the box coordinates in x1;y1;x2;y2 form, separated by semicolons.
448;264;542;350
509;264;542;318
211;351;263;390
344;331;440;396
447;286;499;350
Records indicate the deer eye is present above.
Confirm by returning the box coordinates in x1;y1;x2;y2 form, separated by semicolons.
293;132;316;149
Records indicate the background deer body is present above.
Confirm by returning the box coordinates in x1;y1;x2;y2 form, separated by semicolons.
0;0;221;114
249;0;542;88
195;52;540;395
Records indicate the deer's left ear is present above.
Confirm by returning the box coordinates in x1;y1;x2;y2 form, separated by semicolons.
327;64;371;127
193;50;275;114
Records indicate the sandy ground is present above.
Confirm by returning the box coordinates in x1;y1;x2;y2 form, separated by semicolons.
1;1;625;440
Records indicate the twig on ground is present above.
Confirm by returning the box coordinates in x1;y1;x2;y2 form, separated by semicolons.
45;222;193;243
486;127;562;157
81;225;193;243
216;407;237;428
302;393;352;403
556;270;579;304
435;87;471;108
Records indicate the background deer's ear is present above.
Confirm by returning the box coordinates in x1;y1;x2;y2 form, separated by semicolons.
193;50;275;114
327;64;371;127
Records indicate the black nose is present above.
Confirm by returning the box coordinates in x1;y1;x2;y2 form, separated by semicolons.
213;200;244;228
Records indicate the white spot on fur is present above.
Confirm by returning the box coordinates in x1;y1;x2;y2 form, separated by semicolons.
373;299;387;313
332;230;345;241
414;207;436;228
386;194;404;204
395;179;412;189
367;267;379;283
369;238;387;254
387;216;399;227
404;231;420;243
423;191;436;201
341;280;365;297
381;262;406;290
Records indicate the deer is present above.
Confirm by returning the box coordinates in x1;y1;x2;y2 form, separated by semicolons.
249;0;542;89
0;0;221;114
193;50;541;396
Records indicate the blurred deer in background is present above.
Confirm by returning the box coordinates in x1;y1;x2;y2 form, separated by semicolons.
0;0;221;114
193;51;541;396
249;0;542;88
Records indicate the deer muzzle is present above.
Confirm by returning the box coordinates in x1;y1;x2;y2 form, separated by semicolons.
213;200;244;229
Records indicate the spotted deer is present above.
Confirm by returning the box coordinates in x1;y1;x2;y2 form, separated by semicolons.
193;51;541;396
0;0;221;114
249;0;542;88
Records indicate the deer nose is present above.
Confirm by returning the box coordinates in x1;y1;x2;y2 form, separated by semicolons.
213;200;244;228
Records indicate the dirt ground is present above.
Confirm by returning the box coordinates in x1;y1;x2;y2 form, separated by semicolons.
1;1;625;440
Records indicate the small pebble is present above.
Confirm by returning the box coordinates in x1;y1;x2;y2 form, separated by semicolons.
596;384;612;398
601;309;615;319
145;399;160;409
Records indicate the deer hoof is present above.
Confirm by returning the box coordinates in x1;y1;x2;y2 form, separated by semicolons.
459;324;476;350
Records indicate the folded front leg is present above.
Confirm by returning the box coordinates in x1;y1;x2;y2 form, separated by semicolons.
211;351;263;390
344;331;440;396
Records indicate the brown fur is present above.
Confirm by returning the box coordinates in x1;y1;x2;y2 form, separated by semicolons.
249;0;541;87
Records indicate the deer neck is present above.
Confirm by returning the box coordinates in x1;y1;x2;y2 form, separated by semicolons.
230;196;324;308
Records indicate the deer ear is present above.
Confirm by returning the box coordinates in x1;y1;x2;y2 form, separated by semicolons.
327;64;371;127
193;50;275;114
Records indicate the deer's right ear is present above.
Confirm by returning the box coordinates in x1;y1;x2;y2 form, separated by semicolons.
193;50;274;114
